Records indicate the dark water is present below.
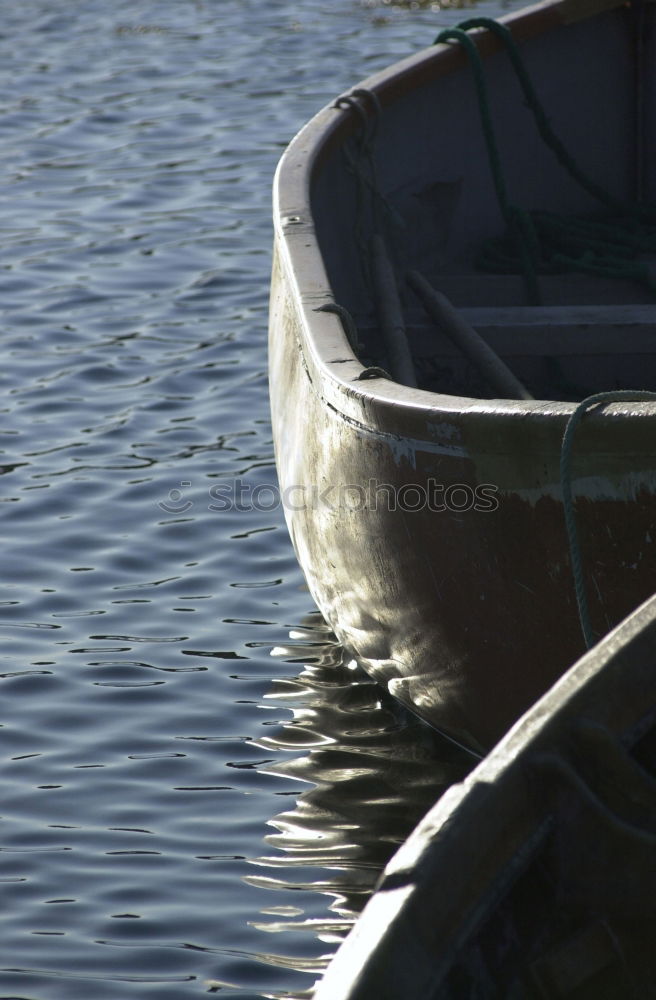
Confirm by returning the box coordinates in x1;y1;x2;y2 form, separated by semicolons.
0;2;523;997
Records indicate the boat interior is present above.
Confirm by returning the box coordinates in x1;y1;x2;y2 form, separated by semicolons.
310;0;656;401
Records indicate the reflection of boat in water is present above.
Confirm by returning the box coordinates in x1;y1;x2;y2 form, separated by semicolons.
269;0;656;752
245;614;472;985
315;595;656;1000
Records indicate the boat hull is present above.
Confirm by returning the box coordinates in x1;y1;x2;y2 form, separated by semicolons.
271;240;656;750
269;0;656;751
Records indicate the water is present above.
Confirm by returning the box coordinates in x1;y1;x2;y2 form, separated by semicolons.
0;2;525;997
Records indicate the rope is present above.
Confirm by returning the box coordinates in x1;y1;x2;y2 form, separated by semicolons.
356;365;392;381
333;88;403;290
314;302;361;353
560;391;656;650
434;24;541;303
334;93;377;281
434;17;656;301
438;18;652;218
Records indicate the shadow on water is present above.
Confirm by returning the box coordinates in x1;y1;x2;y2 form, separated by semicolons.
244;613;473;996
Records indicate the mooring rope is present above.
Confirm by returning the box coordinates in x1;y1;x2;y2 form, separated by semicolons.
560;391;656;650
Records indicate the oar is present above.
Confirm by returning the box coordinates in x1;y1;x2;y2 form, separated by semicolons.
371;234;417;388
407;269;533;401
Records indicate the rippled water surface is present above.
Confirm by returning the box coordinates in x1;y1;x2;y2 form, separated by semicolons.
1;1;525;997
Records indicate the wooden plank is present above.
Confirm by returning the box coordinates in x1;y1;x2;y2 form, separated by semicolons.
461;303;656;327
461;303;656;357
359;304;656;357
427;273;656;308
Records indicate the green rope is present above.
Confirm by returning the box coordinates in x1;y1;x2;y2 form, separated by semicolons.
438;18;653;219
560;391;656;650
434;18;656;300
434;25;541;303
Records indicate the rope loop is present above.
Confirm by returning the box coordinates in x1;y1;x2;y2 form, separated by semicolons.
333;88;381;154
314;302;360;353
356;366;391;381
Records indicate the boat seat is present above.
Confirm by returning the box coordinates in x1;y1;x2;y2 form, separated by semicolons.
458;304;656;357
424;272;656;308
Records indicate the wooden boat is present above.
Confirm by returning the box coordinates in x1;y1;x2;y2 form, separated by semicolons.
268;0;656;752
313;592;656;1000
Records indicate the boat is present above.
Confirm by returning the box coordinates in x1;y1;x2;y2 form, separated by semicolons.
312;592;656;1000
268;0;656;752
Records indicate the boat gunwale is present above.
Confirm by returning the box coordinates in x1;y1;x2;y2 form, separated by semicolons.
271;0;656;447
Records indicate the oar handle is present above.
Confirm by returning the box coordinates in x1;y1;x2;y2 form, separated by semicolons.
371;235;417;388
